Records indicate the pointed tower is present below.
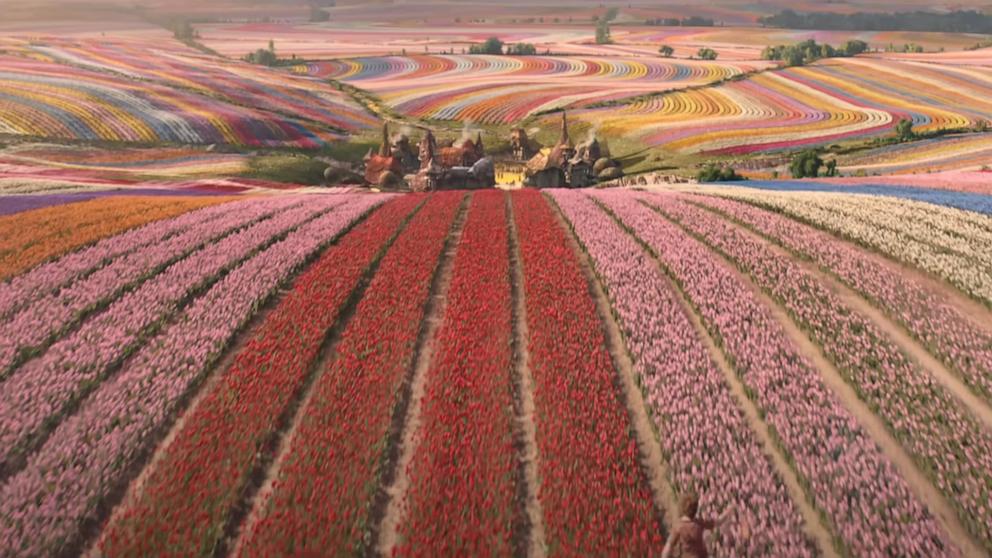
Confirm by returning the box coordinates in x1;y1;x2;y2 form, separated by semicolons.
558;111;573;149
419;129;437;170
379;123;392;157
475;132;485;156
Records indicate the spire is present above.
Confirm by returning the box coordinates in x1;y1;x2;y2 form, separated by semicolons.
379;123;391;157
419;130;436;169
476;132;485;155
558;111;572;149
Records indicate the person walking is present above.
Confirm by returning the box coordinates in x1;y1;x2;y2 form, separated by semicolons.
660;493;734;558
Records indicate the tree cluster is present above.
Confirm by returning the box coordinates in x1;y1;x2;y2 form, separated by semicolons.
245;40;278;66
469;37;505;55
645;17;715;27
761;39;868;66
467;38;537;55
696;48;718;60
697;164;744;182
759;9;992;34
596;19;612;44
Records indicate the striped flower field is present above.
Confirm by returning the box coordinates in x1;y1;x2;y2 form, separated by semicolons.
298;55;773;123
1;186;991;557
0;37;377;148
564;57;992;154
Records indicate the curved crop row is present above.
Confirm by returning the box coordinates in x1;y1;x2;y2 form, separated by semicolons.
0;196;339;475
592;191;953;557
10;37;376;133
648;193;992;552
711;189;992;304
298;54;769;124
0;54;341;147
690;194;992;412
0;194;386;557
0;197;295;377
566;58;992;154
99;194;422;557
0;145;251;179
548;189;814;556
238;192;462;556
0;195;232;282
512;189;662;555
836;134;992;175
0;198;244;320
396;190;515;556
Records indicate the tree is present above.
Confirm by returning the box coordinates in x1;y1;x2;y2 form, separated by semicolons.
596;19;612;44
246;47;278;66
697;164;744;182
895;118;915;141
843;39;869;56
469;37;505;55
790;149;823;178
824;159;838;177
696;47;718;60
507;43;537;55
658;45;674;57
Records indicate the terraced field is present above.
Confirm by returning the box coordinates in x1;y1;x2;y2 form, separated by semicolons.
1;187;991;557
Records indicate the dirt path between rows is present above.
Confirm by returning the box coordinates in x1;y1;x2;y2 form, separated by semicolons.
225;200;432;558
658;261;842;557
81;280;290;558
373;195;470;557
657;210;985;558
715;214;992;432
713;195;992;325
82;202;364;558
506;195;548;558
548;196;680;532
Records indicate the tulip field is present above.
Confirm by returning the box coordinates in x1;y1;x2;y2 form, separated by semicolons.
298;55;773;123
1;184;991;557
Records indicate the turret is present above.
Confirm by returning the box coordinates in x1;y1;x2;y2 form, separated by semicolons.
558;111;573;149
379;123;392;157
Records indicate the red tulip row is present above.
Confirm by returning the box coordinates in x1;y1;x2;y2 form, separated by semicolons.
237;191;463;556
511;189;662;555
395;190;516;556
98;194;423;557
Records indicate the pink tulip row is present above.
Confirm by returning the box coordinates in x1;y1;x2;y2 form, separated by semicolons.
646;193;992;552
592;191;954;558
0;197;299;377
0;199;241;320
688;195;992;407
548;189;814;557
0;196;350;475
0;194;386;556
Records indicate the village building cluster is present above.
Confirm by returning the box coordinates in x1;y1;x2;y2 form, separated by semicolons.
360;112;621;190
